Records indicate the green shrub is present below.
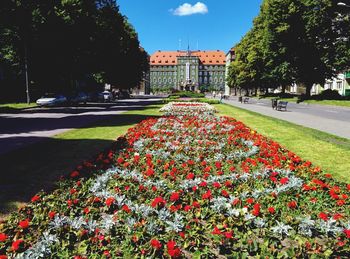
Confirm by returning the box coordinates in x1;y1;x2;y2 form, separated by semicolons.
163;98;219;104
169;91;205;98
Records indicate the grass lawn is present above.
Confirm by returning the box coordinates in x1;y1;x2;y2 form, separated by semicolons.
0;104;162;220
302;99;350;107
0;102;37;113
215;103;350;182
259;96;350;107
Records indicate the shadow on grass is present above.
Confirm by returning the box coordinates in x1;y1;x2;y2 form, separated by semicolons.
0;112;159;219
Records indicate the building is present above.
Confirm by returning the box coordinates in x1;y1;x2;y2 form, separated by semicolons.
149;49;226;92
224;47;236;96
288;72;350;96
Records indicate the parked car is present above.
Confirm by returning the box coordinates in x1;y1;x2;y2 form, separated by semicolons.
69;92;88;105
98;91;113;102
36;94;67;107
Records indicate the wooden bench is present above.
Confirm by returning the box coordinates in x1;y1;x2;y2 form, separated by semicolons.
276;101;288;111
243;97;249;104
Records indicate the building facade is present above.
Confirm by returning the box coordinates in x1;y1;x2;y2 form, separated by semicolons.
149;50;226;92
288;72;350;96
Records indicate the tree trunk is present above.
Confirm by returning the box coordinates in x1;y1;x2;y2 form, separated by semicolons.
281;85;286;94
304;83;313;99
265;87;269;94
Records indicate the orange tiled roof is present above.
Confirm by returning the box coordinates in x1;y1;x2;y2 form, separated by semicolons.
150;50;226;66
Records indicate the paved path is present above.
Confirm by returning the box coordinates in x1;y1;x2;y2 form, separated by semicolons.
0;97;161;155
220;96;350;139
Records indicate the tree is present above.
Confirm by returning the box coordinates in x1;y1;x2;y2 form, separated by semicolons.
0;0;148;102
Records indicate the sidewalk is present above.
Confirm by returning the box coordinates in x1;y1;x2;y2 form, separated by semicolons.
220;96;350;139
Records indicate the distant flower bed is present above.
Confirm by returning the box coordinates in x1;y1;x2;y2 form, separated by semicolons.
0;102;349;258
160;101;216;115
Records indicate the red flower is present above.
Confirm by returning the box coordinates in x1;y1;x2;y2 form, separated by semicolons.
19;219;30;229
170;192;180;202
246;198;254;204
150;239;162;250
212;182;221;188
215;161;222;169
0;233;7;242
167;240;181;258
151;196;166;208
122;205;131;213
268;207;275;214
105;197;115;207
70;171;80;178
183;205;191;211
333;213;343;220
11;239;23;251
48;211;56;219
117;157;124;164
199;181;207;187
344;229;350;238
192;201;200;208
337;200;345;206
287;201;297;209
319;212;328;221
202;190;212;200
280;177;289;185
224;231;233;239
212;226;222;235
221;190;229;197
31;195;40;203
186;173;195;180
0;255;8;259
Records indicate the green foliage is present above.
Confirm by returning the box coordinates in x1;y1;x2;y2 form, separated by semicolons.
227;0;350;97
0;0;148;101
169;91;205;98
163;98;220;104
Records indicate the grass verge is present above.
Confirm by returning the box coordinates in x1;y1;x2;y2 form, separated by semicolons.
215;103;350;182
0;104;162;220
259;96;350;107
0;102;37;113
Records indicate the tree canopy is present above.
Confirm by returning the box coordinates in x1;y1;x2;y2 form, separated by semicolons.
228;0;350;97
0;0;148;102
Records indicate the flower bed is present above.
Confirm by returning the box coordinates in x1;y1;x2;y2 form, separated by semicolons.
0;102;349;258
160;101;216;116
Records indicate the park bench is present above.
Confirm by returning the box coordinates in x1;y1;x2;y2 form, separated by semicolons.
276;101;288;111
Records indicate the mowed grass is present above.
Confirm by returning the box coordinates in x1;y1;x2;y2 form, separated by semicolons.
259;96;350;107
0;104;162;220
0;102;37;113
303;99;350;107
215;103;350;182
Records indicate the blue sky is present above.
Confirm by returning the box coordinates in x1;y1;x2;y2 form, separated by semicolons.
117;0;263;55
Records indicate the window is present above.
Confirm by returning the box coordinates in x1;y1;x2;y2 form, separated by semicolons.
337;81;342;89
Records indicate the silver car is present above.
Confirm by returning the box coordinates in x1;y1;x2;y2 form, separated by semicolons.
36;94;67;107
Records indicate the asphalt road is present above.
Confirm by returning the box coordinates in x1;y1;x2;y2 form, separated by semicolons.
0;97;162;155
222;96;350;139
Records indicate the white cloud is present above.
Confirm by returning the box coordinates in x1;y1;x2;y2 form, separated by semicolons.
171;2;208;16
